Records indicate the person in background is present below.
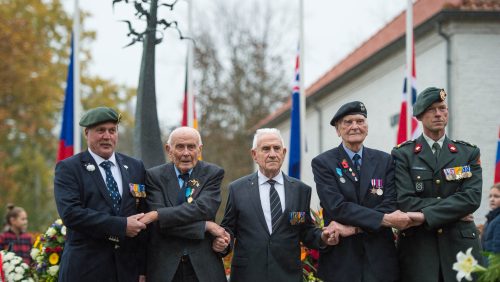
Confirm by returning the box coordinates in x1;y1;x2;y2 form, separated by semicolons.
0;204;32;264
482;183;500;253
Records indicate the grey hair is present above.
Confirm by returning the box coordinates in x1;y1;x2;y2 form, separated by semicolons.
167;127;203;146
252;128;285;149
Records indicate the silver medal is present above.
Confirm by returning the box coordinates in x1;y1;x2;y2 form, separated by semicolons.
340;177;346;183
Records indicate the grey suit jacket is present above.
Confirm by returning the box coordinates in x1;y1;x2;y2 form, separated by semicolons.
221;172;322;282
145;161;227;282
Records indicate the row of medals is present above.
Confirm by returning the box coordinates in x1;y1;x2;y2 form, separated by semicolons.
443;165;472;181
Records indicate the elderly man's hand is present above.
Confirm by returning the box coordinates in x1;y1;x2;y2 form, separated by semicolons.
382;210;413;230
138;211;158;225
212;230;230;252
126;213;147;237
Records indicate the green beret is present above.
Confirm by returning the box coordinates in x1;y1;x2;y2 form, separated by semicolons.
79;107;121;127
330;101;367;126
413;87;447;117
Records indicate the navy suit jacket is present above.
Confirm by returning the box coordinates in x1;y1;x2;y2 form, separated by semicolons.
54;150;146;282
221;172;322;282
312;144;399;282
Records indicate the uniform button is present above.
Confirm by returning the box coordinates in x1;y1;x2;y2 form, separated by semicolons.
417;176;421;180
437;228;443;234
435;179;441;185
437;197;441;199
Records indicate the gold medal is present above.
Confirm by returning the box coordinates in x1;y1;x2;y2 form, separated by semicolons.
187;197;193;203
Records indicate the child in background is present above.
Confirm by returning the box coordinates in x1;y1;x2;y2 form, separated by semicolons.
0;204;32;264
482;183;500;253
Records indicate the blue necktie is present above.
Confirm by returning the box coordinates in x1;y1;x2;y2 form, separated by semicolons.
177;173;190;205
268;179;282;232
353;154;361;173
100;161;122;213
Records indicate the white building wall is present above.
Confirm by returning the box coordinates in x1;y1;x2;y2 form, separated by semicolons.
276;21;500;221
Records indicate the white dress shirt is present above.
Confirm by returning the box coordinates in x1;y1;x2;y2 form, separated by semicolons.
89;149;124;195
257;170;285;234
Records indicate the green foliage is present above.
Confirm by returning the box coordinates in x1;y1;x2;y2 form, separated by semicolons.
478;252;500;282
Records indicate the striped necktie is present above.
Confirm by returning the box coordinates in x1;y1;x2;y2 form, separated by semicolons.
100;160;121;213
268;179;282;232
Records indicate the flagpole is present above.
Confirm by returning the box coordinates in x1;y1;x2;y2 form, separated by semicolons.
299;0;306;179
73;0;81;154
187;0;194;128
405;0;413;141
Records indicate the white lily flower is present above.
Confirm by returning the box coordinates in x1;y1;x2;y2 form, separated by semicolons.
453;247;477;281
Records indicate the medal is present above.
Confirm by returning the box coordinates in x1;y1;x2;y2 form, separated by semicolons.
340;177;346;183
376;188;383;196
370;188;377;194
187;197;193;203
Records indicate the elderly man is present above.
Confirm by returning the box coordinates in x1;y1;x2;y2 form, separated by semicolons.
392;87;483;282
139;127;227;282
312;101;410;282
219;128;337;282
54;107;147;282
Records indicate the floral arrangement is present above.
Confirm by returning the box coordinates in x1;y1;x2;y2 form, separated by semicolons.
0;250;34;282
31;219;66;282
301;208;324;282
453;248;500;282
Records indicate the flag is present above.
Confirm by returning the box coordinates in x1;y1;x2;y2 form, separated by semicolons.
396;41;420;144
495;126;500;183
289;48;301;179
57;37;75;162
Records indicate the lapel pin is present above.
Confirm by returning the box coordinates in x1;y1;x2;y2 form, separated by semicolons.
414;144;422;154
448;144;458;153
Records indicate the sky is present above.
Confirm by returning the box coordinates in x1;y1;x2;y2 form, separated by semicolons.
62;0;408;129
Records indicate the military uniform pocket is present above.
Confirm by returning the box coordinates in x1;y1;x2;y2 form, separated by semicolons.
411;169;433;193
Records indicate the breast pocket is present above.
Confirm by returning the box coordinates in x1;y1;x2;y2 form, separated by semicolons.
411;169;433;194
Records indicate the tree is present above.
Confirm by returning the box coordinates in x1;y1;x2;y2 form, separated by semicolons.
0;0;137;231
192;0;293;219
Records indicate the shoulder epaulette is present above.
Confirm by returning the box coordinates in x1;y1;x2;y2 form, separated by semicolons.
452;140;477;148
395;140;414;149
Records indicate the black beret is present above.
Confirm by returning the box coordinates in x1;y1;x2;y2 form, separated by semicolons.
330;101;367;126
413;87;447;117
79;107;121;127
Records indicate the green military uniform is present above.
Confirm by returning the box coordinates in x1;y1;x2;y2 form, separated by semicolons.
391;87;483;282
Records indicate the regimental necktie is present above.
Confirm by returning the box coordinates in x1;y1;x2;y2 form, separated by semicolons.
177;173;190;205
432;142;441;160
268;179;282;233
100;161;122;213
353;153;361;173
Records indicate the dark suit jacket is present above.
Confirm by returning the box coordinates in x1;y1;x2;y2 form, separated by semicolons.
54;150;146;282
392;135;482;282
221;172;322;282
145;161;227;282
312;144;399;282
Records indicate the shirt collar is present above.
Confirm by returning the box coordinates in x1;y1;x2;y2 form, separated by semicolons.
174;166;193;178
422;133;446;150
342;143;363;160
88;149;117;167
257;170;284;186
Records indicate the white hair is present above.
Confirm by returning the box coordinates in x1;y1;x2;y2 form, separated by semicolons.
252;128;285;149
167;127;203;146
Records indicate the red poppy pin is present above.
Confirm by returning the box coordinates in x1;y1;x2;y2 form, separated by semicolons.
448;144;458;153
414;143;422;154
341;159;349;169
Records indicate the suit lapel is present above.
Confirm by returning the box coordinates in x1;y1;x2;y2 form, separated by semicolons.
277;173;296;231
337;145;359;184
160;163;179;206
248;173;270;236
116;153;132;213
359;148;376;200
81;151;117;213
417;135;436;170
190;162;204;198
